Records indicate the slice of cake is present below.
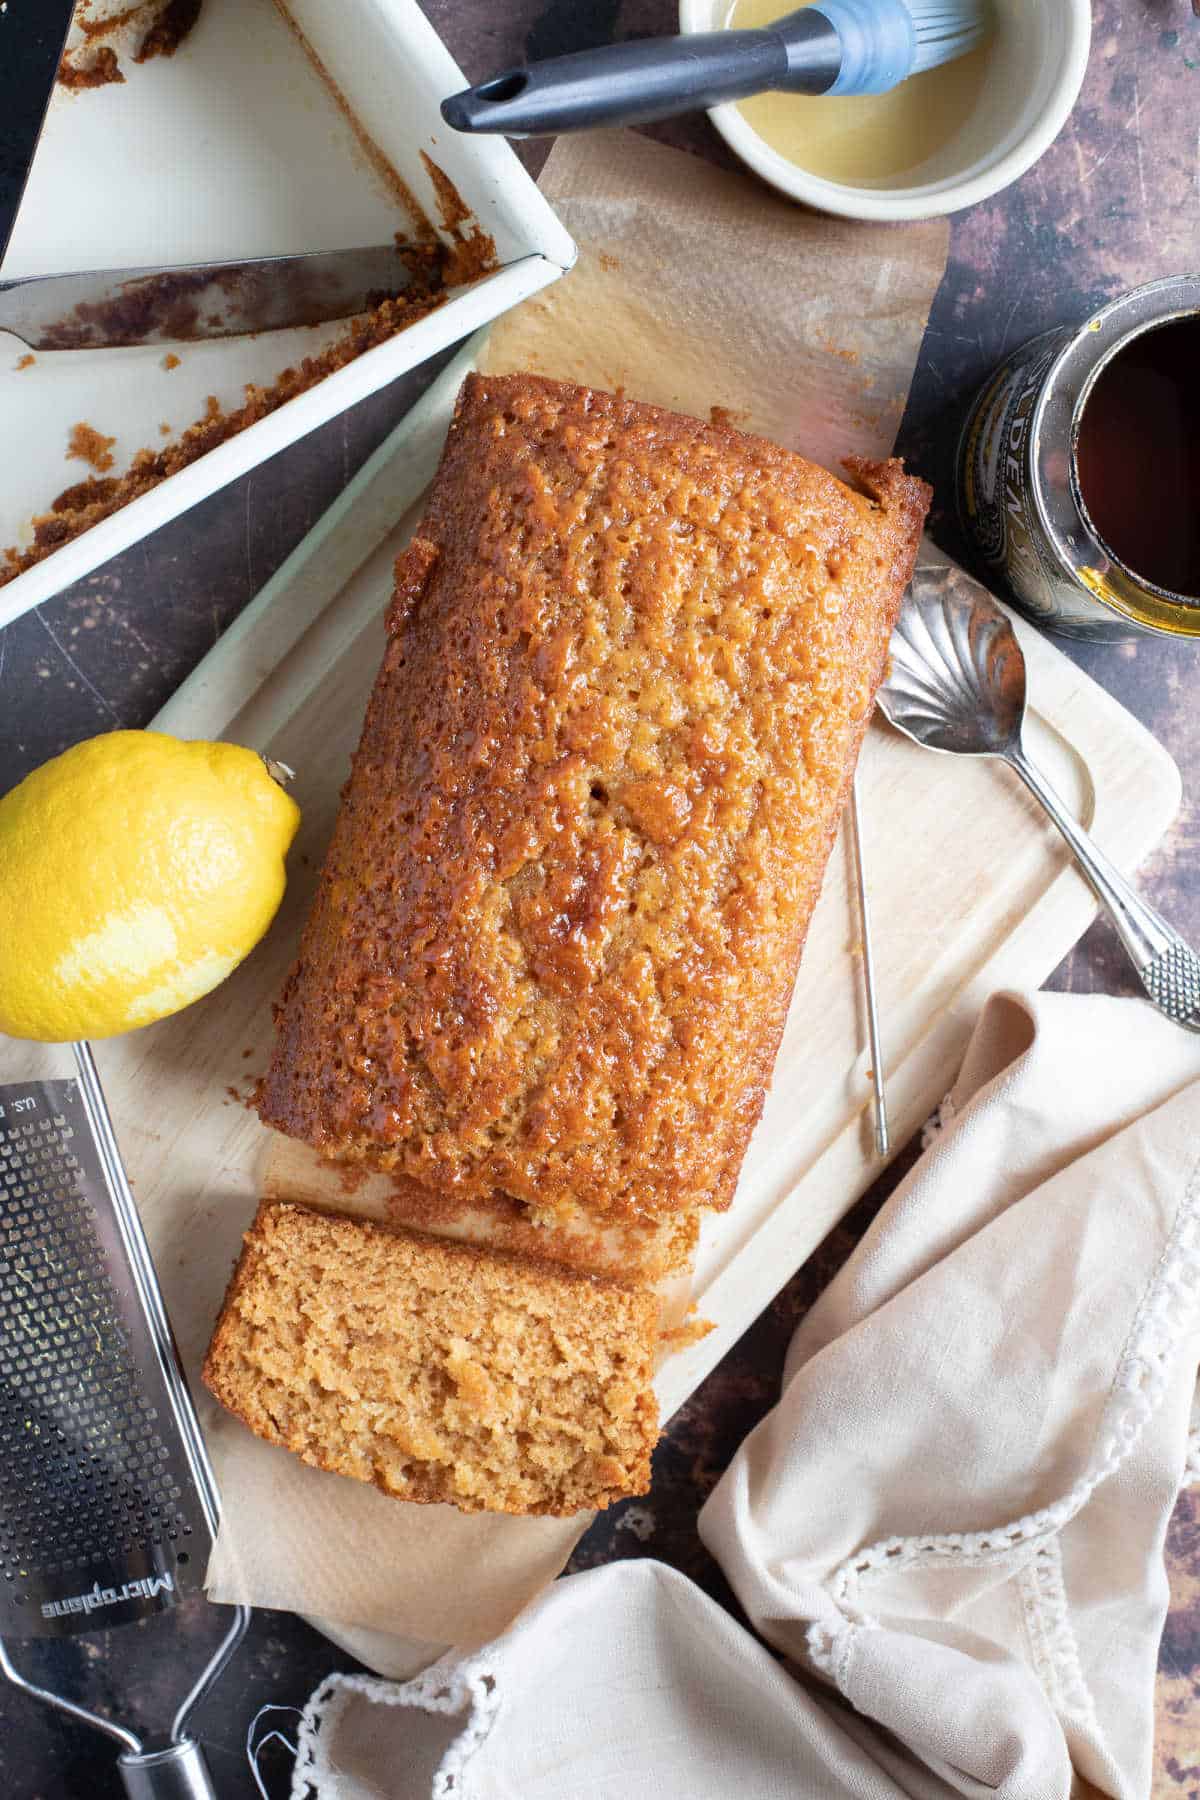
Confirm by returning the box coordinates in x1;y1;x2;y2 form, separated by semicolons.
203;1202;659;1517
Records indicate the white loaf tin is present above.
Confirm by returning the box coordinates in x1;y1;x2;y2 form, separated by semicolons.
0;0;575;630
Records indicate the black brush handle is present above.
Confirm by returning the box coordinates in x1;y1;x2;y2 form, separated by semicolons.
441;18;841;137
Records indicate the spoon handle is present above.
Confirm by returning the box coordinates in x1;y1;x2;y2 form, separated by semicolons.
1005;743;1200;1030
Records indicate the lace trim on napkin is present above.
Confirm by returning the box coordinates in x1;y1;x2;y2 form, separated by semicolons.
808;1149;1200;1714
1016;1539;1098;1728
289;1652;500;1799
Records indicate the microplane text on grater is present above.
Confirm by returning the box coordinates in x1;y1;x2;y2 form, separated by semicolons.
0;1058;249;1797
0;1080;208;1639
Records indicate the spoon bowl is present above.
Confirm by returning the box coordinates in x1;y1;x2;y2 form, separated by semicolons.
879;566;1025;756
877;563;1200;1031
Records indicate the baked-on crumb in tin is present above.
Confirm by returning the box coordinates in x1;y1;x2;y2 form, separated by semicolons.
66;423;117;474
135;0;202;61
56;46;125;89
0;168;496;591
2;286;452;587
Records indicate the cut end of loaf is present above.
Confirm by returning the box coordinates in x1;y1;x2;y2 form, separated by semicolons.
203;1202;659;1517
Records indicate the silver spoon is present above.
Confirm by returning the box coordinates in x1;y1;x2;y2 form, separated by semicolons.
878;564;1200;1031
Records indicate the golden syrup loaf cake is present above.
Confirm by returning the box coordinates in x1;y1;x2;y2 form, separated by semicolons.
258;372;930;1227
203;1201;658;1516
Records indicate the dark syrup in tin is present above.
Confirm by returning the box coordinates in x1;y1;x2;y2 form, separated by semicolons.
1073;318;1200;600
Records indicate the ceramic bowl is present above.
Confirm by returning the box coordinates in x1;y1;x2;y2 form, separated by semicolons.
678;0;1091;221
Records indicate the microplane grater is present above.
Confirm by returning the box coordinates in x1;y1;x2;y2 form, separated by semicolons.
0;1047;248;1800
0;1078;204;1633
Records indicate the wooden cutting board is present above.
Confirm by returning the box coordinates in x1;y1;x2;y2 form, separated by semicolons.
0;338;1180;1643
2;331;1175;1399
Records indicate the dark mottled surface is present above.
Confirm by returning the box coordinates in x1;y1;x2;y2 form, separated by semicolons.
2;2;1199;1794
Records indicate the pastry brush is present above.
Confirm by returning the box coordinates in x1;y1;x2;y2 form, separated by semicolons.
442;1;990;137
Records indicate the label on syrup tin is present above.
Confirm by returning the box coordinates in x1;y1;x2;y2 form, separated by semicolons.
959;330;1071;627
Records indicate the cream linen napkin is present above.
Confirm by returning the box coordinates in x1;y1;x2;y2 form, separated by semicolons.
279;990;1200;1799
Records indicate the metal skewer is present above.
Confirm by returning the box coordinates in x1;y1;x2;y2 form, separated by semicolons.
849;773;889;1158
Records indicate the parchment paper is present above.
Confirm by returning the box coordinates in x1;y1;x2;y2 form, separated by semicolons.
485;131;947;467
204;129;948;1666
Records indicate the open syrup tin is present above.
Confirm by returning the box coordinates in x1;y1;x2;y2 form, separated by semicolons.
959;274;1200;640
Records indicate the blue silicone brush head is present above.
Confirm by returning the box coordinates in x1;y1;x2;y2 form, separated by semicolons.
810;0;990;96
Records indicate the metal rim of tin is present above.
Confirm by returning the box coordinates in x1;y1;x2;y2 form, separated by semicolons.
1027;274;1200;638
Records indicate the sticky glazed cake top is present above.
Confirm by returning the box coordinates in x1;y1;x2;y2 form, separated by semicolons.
258;372;929;1225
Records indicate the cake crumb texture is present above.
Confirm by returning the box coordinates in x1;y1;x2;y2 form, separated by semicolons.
67;423;117;473
203;1202;659;1516
259;372;930;1225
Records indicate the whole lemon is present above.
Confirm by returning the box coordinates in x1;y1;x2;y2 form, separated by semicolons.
0;730;300;1042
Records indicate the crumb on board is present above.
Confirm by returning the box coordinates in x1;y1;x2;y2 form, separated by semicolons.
597;252;621;272
15;355;35;372
160;422;172;435
63;0;203;82
660;1314;716;1354
162;352;180;371
67;423;117;473
57;46;125;88
817;334;861;364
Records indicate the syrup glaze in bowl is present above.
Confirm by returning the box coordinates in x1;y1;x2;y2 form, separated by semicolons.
678;0;1091;221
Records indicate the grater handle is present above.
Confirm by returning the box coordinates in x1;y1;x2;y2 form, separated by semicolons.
118;1739;217;1800
72;1041;223;1534
0;1637;142;1753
